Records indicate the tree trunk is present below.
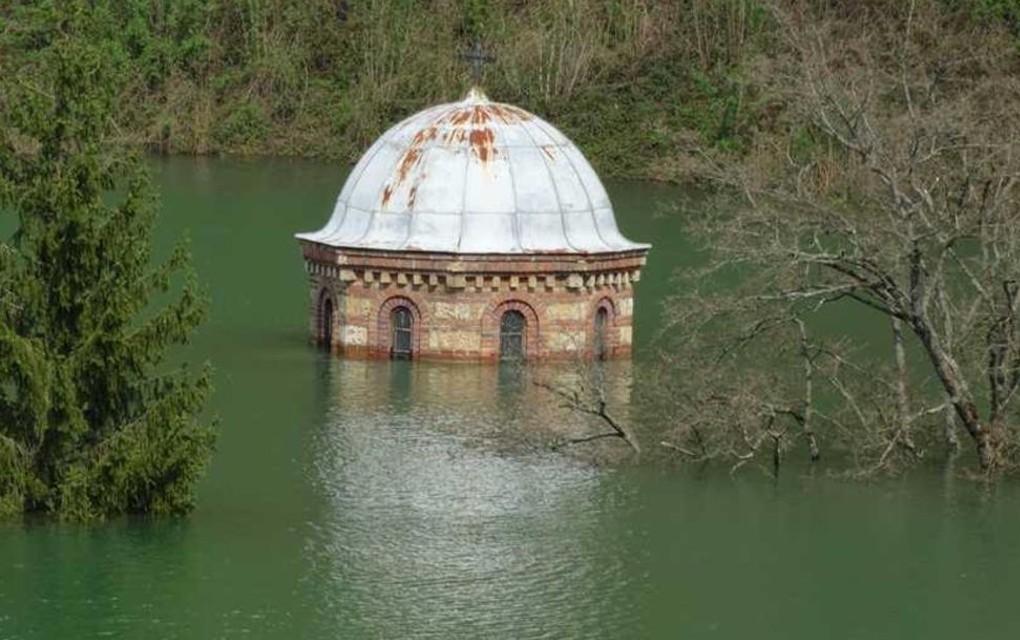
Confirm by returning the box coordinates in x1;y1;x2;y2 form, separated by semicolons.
796;319;820;461
913;319;993;468
892;317;915;451
943;392;960;450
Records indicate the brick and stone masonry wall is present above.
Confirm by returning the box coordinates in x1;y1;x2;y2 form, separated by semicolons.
302;244;647;361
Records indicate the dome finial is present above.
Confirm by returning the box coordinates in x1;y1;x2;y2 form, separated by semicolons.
461;39;495;89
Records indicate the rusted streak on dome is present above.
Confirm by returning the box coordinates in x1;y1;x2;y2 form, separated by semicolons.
468;128;496;163
380;148;425;209
381;104;517;208
442;128;467;145
411;126;438;146
440;103;532;127
448;109;472;126
397;148;423;183
487;103;531;124
381;125;434;209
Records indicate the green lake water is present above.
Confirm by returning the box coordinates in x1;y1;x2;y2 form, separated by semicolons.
3;157;1020;639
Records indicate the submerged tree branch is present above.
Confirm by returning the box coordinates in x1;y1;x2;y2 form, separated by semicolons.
535;380;640;454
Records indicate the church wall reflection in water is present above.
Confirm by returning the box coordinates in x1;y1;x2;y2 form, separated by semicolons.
301;358;649;637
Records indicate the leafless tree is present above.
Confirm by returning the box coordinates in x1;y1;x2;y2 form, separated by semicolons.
535;364;641;454
663;1;1020;474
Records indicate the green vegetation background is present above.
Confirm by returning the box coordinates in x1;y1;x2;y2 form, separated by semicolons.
1;3;215;520
4;0;1015;181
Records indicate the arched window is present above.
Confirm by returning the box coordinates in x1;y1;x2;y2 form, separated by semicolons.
320;295;334;349
594;307;609;360
390;306;413;359
500;310;526;360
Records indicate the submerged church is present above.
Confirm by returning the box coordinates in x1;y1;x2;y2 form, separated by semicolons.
295;85;650;361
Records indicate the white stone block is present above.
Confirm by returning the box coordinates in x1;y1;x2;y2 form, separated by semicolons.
618;297;634;317
618;325;632;345
344;325;368;346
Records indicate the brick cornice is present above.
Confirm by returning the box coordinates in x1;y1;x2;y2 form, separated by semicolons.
299;241;648;274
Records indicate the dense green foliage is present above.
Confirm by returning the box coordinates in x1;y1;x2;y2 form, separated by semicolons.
3;1;1016;180
0;2;215;520
0;0;796;180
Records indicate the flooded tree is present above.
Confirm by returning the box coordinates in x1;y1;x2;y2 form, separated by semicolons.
536;368;641;455
0;3;215;519
661;2;1020;474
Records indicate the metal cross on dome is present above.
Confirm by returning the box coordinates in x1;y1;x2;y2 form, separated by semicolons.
462;40;495;86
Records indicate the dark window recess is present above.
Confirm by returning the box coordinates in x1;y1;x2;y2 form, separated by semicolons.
500;310;526;360
594;307;609;359
321;297;334;349
390;307;413;359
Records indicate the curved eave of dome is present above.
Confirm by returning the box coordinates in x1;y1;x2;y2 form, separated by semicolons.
294;211;650;253
296;236;650;259
296;89;651;256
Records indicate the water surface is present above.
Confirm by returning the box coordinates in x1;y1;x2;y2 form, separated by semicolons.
2;157;1019;639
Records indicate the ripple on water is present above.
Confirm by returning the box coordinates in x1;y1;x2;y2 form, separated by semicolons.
302;359;644;638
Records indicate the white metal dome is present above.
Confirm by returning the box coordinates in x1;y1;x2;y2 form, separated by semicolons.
296;88;648;254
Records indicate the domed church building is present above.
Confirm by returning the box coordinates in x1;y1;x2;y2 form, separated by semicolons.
296;86;650;361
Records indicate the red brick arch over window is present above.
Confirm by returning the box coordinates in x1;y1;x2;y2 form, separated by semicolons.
482;299;540;360
591;296;619;358
371;295;424;358
317;287;339;351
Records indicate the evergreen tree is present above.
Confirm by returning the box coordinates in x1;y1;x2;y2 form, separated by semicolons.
0;2;216;520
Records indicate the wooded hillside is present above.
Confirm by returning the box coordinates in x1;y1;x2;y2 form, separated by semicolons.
1;0;1018;180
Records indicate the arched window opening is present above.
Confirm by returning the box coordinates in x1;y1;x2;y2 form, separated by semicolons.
320;296;334;350
390;306;414;359
594;307;609;360
500;310;526;360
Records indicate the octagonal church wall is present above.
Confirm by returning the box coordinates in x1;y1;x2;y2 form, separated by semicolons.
304;246;643;361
